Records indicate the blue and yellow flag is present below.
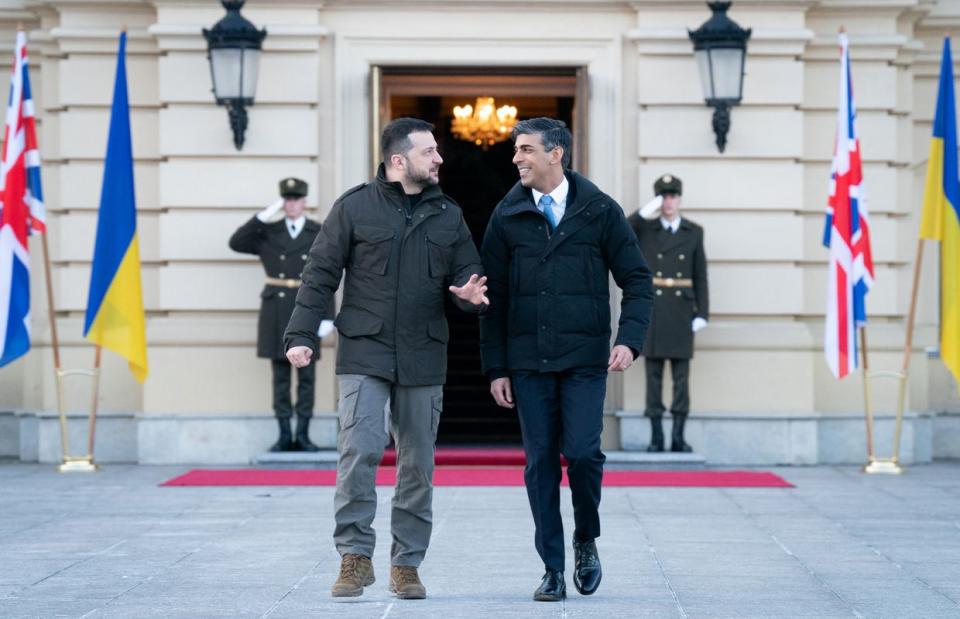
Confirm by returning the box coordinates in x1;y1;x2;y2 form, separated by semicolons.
83;32;147;382
920;37;960;384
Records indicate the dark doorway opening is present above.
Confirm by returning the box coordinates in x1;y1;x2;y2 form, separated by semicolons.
377;67;583;444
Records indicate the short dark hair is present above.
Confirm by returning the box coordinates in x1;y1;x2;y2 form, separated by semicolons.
381;117;435;165
511;117;572;168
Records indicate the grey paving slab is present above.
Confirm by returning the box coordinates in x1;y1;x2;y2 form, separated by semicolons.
2;462;960;618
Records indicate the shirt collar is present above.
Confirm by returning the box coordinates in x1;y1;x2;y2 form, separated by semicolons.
531;175;569;209
287;215;306;233
660;215;682;233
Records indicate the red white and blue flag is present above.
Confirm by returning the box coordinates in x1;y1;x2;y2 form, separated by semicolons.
0;31;45;368
823;32;874;379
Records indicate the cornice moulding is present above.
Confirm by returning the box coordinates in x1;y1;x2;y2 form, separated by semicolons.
628;27;813;56
149;23;329;52
627;28;814;41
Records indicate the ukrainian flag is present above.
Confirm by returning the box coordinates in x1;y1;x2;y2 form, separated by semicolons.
920;37;960;384
83;32;147;382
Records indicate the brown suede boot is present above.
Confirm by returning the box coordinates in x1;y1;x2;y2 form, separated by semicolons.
330;554;374;597
389;565;427;599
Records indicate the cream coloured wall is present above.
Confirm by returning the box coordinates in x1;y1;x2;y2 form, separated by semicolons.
0;0;957;462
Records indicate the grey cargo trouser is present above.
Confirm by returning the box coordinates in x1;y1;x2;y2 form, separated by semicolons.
333;374;442;567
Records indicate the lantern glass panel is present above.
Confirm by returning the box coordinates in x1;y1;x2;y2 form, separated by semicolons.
240;48;261;100
210;48;242;99
694;49;713;99
709;48;745;100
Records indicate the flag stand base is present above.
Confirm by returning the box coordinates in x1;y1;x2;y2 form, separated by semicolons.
58;457;99;473
863;458;903;475
861;362;907;476
55;363;103;474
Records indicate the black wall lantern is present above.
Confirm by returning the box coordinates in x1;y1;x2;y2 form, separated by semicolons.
688;1;751;153
202;0;267;150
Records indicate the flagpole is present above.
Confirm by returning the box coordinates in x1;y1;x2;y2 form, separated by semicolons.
901;239;925;375
894;238;926;461
87;345;102;457
860;327;875;460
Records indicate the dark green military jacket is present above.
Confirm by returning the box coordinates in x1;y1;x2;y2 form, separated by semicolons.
627;214;709;359
284;165;483;386
229;216;329;360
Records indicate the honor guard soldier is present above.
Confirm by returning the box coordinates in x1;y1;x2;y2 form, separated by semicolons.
229;177;334;452
627;174;709;452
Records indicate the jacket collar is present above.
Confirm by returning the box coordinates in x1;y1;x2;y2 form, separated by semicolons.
374;163;444;205
499;170;603;218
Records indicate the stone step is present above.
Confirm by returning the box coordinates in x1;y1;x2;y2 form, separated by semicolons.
253;450;705;469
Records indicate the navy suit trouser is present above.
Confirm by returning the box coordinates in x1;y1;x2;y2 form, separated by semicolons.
512;367;607;572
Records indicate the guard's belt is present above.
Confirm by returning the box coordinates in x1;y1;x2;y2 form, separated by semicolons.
265;276;302;288
652;277;693;288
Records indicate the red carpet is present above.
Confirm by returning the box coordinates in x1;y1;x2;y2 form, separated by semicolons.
161;468;793;488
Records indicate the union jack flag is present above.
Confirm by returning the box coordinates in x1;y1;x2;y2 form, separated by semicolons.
0;30;46;368
823;32;874;379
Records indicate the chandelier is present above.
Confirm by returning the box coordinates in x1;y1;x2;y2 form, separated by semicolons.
451;97;518;148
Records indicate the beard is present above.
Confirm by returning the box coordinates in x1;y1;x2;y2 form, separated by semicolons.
404;164;439;190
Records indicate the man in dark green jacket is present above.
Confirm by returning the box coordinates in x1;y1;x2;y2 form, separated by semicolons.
480;118;653;602
285;118;487;601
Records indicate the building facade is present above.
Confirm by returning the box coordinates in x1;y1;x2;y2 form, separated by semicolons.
1;0;959;465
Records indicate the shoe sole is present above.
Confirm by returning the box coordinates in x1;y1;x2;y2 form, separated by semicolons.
388;584;426;599
533;593;566;602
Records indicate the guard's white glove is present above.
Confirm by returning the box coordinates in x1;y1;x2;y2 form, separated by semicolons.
692;317;708;333
318;320;335;338
639;195;663;220
256;199;285;223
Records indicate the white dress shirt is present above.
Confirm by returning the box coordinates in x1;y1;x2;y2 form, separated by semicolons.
660;215;681;234
286;215;306;239
532;175;570;224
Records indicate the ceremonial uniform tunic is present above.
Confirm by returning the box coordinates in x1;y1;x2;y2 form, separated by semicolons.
627;213;708;419
229;216;326;360
627;215;708;360
230;216;332;421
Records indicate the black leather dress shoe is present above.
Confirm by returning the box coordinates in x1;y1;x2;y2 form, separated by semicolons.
573;539;602;595
533;569;566;602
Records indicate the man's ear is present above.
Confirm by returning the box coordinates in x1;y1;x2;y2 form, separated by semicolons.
550;147;564;166
390;153;405;170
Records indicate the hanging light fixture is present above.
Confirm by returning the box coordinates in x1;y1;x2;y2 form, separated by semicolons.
202;0;267;150
451;97;519;148
688;1;751;153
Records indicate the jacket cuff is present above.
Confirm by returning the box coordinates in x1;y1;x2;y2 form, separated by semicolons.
287;336;318;357
486;369;510;381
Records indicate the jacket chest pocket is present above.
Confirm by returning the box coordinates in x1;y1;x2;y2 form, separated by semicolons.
351;224;395;275
426;230;458;279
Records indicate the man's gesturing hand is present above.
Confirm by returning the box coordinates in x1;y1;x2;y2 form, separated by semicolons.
490;377;514;409
287;346;313;368
608;344;634;372
449;274;489;306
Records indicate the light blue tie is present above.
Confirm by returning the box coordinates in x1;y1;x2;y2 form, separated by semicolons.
539;194;558;230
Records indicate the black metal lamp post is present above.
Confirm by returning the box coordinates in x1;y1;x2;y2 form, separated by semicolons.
688;1;751;153
202;0;267;150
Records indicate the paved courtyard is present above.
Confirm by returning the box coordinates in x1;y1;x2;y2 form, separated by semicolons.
1;462;959;618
